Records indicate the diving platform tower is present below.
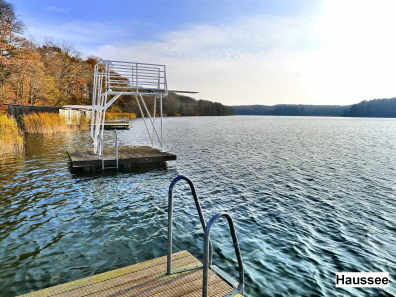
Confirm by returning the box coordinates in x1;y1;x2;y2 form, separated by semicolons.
91;60;168;156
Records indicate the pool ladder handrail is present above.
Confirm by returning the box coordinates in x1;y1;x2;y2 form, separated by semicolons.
203;212;244;297
167;175;244;297
97;130;119;170
167;175;212;275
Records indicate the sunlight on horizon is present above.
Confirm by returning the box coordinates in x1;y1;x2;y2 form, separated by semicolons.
296;0;396;105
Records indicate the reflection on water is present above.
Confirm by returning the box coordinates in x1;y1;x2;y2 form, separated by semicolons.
0;116;396;297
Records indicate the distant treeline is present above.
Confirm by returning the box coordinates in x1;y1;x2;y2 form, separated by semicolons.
233;97;396;118
163;93;234;116
114;92;234;117
233;104;348;117
346;98;396;117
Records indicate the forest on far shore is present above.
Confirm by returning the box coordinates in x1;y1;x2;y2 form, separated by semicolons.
233;97;396;118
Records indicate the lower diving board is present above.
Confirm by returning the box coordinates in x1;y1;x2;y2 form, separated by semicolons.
19;250;242;297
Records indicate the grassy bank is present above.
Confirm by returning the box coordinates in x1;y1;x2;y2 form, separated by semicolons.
23;112;72;134
106;112;136;121
0;115;24;156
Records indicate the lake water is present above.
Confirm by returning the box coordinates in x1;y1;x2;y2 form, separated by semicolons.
0;116;395;297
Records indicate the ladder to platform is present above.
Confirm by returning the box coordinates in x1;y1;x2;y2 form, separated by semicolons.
167;175;244;297
97;130;119;171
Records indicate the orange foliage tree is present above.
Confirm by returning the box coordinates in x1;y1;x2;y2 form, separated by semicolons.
0;0;97;109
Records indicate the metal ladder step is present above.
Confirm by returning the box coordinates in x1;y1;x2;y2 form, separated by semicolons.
99;130;119;171
211;265;239;289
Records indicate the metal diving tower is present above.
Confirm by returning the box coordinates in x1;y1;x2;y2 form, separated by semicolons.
91;60;168;156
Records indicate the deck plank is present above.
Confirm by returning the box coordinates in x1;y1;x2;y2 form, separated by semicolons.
19;251;241;297
55;254;201;297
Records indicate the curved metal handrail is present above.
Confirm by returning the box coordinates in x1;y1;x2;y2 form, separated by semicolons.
167;175;212;275
203;212;244;297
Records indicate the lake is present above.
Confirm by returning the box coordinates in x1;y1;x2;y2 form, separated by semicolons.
0;116;395;297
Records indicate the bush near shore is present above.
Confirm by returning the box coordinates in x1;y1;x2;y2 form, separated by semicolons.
0;112;92;156
23;113;72;134
0;115;24;156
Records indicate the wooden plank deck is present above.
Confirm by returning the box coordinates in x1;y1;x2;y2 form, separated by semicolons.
67;146;176;171
19;250;242;297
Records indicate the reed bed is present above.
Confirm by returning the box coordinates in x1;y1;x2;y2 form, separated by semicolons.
78;115;90;130
69;115;90;130
0;115;24;155
105;112;136;121
23;112;72;134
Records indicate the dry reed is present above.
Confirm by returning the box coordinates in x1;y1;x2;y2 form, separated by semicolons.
69;115;90;130
23;112;72;134
78;114;90;130
0;115;24;155
105;112;136;121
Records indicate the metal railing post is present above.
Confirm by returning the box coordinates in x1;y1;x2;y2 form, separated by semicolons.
202;212;244;297
160;95;163;150
167;175;212;275
114;130;118;170
97;134;104;170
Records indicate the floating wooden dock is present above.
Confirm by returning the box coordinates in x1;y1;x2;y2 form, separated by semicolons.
67;146;176;172
19;250;242;297
91;121;130;130
103;121;130;130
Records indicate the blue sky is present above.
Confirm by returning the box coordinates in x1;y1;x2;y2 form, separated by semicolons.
12;0;396;106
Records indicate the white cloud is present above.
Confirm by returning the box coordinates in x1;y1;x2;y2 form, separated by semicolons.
45;6;71;13
30;0;396;106
26;20;128;45
92;14;320;105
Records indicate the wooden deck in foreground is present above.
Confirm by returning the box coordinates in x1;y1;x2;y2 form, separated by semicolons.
19;250;242;297
67;146;176;172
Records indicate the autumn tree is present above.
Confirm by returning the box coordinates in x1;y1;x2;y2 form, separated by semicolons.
6;40;47;105
0;0;26;107
34;41;97;106
0;0;232;114
0;0;24;55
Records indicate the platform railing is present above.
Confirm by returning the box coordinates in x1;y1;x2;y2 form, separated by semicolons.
203;212;244;297
167;175;212;275
97;60;168;95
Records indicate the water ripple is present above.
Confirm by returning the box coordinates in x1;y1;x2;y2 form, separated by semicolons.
0;117;395;297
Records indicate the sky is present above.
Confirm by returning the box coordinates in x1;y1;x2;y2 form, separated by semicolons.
11;0;396;106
